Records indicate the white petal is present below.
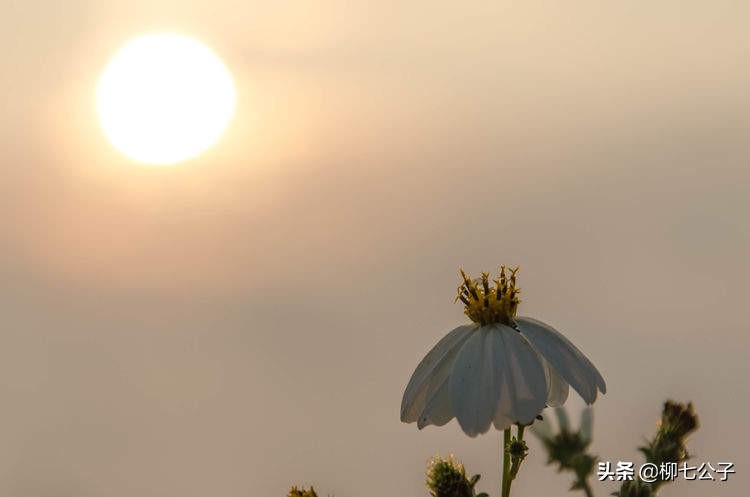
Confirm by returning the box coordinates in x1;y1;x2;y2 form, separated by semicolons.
544;359;570;407
449;325;547;436
449;328;495;437
400;324;477;423
529;413;554;441
491;325;548;430
417;377;453;428
515;317;606;404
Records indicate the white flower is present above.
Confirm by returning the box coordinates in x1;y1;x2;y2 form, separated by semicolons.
401;267;606;437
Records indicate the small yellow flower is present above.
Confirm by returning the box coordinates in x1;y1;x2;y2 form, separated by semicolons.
401;267;606;437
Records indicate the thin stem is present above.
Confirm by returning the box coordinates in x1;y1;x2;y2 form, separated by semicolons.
508;424;527;483
501;428;511;497
581;480;594;497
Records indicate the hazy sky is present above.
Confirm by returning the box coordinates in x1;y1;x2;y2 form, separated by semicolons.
1;1;748;496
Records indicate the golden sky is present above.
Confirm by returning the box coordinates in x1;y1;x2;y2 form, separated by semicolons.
1;1;748;496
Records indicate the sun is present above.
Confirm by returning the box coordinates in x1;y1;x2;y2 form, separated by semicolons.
97;33;236;165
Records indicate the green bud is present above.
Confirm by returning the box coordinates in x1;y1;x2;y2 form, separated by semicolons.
617;400;700;497
660;401;698;440
506;437;529;479
541;429;590;471
531;407;598;494
640;401;699;467
426;455;482;497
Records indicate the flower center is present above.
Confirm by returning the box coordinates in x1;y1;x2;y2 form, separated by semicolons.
456;266;521;326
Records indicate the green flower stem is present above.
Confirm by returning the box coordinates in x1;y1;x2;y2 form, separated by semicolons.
581;480;594;497
509;424;527;481
503;425;529;497
502;429;511;497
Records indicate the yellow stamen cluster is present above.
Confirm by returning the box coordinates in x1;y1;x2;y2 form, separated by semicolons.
456;266;521;326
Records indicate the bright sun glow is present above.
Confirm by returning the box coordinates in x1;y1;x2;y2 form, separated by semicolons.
97;33;236;165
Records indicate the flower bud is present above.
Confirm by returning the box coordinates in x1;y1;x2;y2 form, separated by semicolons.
426;455;485;497
640;401;699;466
